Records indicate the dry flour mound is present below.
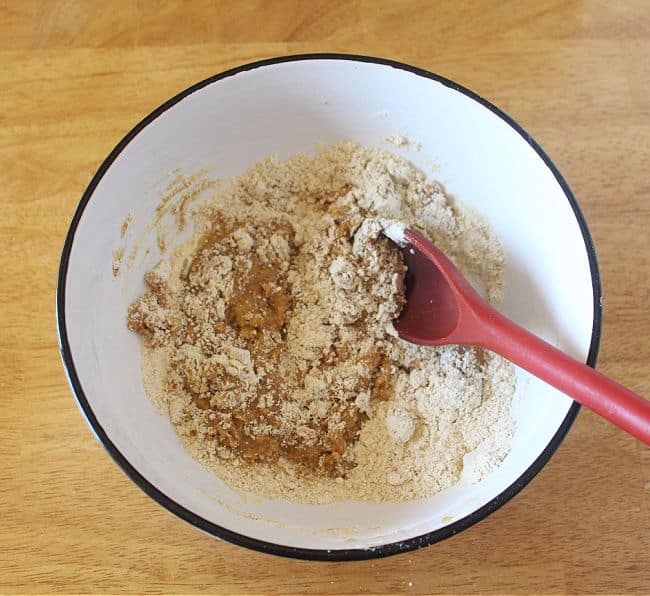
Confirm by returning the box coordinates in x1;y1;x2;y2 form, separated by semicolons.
127;142;516;504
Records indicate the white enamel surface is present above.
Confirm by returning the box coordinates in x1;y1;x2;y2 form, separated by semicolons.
62;59;595;552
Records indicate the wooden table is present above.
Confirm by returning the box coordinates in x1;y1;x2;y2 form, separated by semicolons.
2;2;649;593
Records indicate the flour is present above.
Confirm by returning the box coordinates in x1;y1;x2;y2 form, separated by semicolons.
127;142;515;503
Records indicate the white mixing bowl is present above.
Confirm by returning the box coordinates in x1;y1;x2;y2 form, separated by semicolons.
57;54;601;560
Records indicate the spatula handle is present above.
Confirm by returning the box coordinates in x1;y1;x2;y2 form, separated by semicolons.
480;308;650;444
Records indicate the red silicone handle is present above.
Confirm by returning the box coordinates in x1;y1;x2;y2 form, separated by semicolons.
477;307;650;445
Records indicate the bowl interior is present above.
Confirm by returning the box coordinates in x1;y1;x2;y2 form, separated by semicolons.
60;57;595;556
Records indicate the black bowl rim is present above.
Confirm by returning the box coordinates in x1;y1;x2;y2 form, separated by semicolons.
56;53;601;561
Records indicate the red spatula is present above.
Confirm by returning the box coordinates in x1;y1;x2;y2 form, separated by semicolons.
389;227;650;445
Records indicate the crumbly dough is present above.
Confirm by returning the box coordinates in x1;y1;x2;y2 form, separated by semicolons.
127;142;516;503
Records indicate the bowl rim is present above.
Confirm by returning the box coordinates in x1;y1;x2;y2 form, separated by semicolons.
56;52;602;561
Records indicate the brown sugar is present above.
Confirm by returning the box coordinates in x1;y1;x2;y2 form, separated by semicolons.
127;142;516;503
129;211;405;478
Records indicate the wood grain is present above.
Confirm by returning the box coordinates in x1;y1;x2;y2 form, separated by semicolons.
1;1;648;593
